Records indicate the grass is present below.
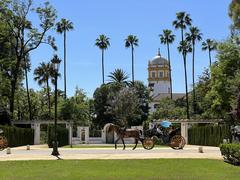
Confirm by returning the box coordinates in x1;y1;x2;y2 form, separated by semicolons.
0;159;239;180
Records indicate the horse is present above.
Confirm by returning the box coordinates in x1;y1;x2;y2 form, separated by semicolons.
107;123;143;150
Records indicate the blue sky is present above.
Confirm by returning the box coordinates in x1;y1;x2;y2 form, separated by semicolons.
29;0;231;98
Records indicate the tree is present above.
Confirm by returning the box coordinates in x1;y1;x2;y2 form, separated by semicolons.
95;34;110;84
177;40;192;119
129;81;150;125
202;39;217;67
186;26;202;115
93;84;115;128
149;98;186;120
206;41;240;120
56;18;74;99
229;0;240;29
0;0;57;118
23;54;32;120
34;62;53;119
173;12;192;42
125;35;139;84
159;29;175;99
106;87;142;126
108;68;129;86
60;88;90;126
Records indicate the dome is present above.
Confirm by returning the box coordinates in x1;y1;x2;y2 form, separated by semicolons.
150;56;168;65
149;49;169;65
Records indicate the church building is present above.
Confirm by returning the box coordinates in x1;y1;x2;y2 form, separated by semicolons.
148;49;185;112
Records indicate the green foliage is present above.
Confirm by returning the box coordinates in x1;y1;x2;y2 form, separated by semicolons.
0;0;57;117
188;125;231;146
59;88;90;126
107;87;142;126
206;41;240;120
150;98;186;120
93;80;149;128
220;143;240;165
229;0;240;29
47;125;69;148
0;125;34;147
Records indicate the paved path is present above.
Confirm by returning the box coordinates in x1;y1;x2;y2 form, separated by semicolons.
0;145;222;161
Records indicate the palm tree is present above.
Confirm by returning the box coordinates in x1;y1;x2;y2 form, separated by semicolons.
108;69;129;86
159;29;175;99
177;40;192;119
125;35;139;84
173;12;192;42
23;54;32;120
34;62;53;119
56;18;74;99
202;39;217;67
95;34;110;84
185;26;202;115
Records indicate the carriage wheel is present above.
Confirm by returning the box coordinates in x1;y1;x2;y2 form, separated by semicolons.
0;136;8;151
169;135;186;150
142;137;155;150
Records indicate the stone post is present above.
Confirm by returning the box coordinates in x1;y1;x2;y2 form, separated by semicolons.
181;122;188;144
31;122;40;145
66;123;73;145
85;127;89;144
101;130;105;143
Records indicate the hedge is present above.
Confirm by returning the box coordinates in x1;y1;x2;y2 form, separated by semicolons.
0;125;34;147
220;143;240;165
47;125;69;148
188;124;231;146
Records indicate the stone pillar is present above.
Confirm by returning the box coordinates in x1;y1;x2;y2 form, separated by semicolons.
102;130;106;143
31;122;40;145
66;123;73;145
85;127;89;144
77;127;81;138
181;122;188;144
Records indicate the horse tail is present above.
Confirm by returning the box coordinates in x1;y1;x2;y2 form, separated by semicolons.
139;129;143;136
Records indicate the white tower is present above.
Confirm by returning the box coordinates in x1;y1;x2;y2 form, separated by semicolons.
148;49;171;111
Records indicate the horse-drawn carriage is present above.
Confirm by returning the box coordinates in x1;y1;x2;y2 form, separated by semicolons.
107;121;186;150
142;121;186;150
0;129;8;151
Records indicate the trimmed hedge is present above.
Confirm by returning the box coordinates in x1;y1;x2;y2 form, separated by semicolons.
188;125;231;146
0;125;34;147
220;143;240;165
47;125;69;148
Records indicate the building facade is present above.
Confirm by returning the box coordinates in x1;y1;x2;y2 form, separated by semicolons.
148;49;184;112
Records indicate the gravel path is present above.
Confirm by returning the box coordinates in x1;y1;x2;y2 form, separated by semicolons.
0;145;222;161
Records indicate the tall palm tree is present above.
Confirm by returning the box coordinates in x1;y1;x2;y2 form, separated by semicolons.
177;40;192;119
56;18;74;99
202;39;217;67
108;68;129;86
185;26;202;114
159;29;175;99
34;62;53;118
23;54;32;120
125;35;139;84
173;12;192;42
95;34;110;84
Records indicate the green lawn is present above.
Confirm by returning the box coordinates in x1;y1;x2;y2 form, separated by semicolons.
0;159;239;180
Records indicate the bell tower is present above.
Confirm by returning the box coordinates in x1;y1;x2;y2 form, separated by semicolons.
148;49;171;97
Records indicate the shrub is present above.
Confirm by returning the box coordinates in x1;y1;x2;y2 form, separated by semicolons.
220;143;240;165
47;125;69;148
0;125;34;147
